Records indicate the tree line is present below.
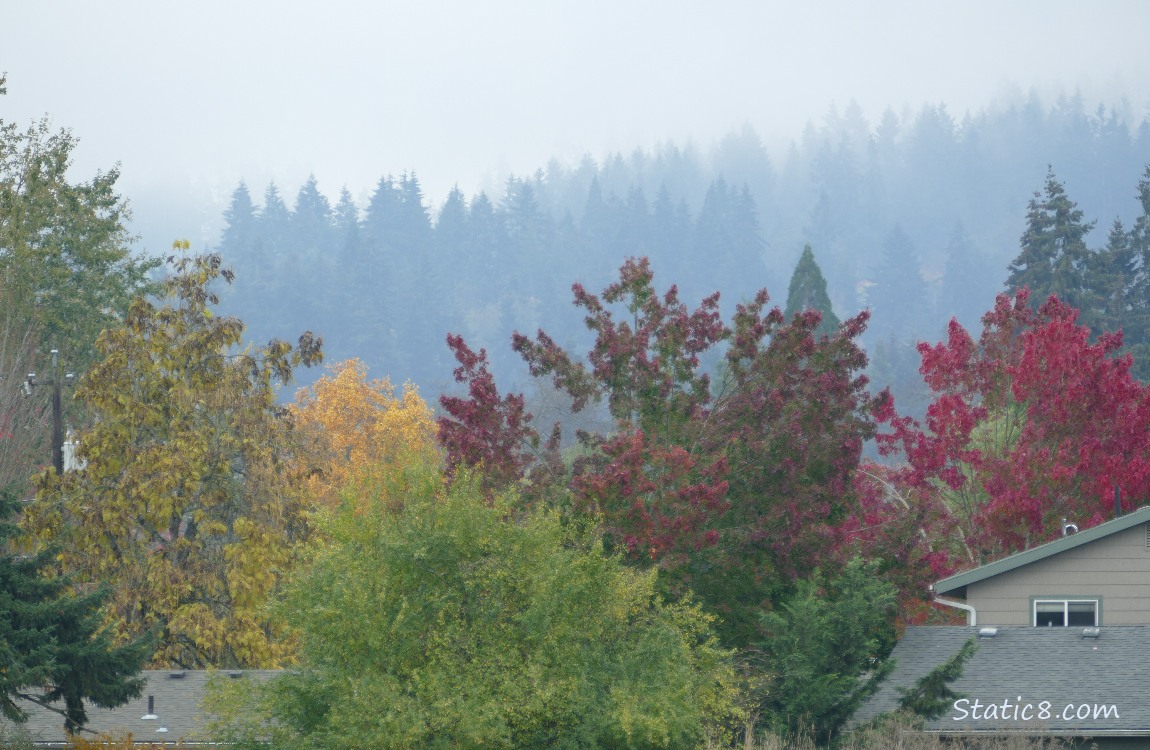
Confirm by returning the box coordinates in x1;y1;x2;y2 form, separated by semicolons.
213;92;1150;406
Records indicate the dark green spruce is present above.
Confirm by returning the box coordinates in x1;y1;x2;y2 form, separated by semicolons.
0;490;148;734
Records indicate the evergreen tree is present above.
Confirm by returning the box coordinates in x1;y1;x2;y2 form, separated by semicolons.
290;174;333;255
290;176;335;334
868;223;928;341
1005;168;1097;316
938;223;992;332
332;186;362;265
784;244;839;336
435;186;469;256
1091;218;1136;340
1;491;147;733
651;185;693;290
257;181;292;261
1127;165;1150;378
217;181;257;266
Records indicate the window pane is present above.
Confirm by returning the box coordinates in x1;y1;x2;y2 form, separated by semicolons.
1067;601;1097;626
1035;601;1065;626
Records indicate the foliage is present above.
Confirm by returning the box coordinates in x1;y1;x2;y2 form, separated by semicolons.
291;358;436;509
443;257;891;645
837;712;1076;750
0;80;158;491
896;638;976;720
1;488;147;734
879;289;1150;564
439;334;559;496
1005;169;1096;326
756;558;898;744
0;290;48;500
22;247;322;669
205;458;740;750
67;734;195;750
0;105;159;371
783;245;839;337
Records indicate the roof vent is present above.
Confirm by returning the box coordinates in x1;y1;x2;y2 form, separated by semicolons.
1061;519;1079;536
227;671;245;679
168;671;186;679
978;627;998;638
1082;627;1102;639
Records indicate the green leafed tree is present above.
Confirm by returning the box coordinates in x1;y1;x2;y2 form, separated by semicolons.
205;458;740;750
1;488;148;734
784;244;840;337
23;246;322;669
0;94;159;371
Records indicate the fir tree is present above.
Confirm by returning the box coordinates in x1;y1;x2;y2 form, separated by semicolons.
0;491;147;734
1006;168;1096;315
869;224;928;341
784;244;840;337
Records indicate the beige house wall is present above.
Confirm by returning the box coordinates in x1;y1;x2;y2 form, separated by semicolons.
966;523;1150;626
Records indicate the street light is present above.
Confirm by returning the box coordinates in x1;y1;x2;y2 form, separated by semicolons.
22;349;75;477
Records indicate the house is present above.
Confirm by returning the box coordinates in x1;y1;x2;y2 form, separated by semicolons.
2;670;277;746
854;504;1150;749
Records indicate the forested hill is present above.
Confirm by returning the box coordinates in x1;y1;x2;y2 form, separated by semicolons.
211;93;1150;405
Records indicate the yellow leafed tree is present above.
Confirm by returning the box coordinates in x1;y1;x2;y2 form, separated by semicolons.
291;359;437;509
23;247;322;669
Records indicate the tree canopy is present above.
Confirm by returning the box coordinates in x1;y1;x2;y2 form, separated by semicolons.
205;458;739;750
23;247;322;668
440;256;892;646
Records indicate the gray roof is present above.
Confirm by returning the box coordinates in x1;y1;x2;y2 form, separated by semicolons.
855;625;1150;736
933;505;1150;596
1;670;279;745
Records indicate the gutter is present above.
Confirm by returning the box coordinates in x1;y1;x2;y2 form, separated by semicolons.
930;586;976;626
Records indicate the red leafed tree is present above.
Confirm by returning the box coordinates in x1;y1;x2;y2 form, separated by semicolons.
439;257;891;645
438;334;559;496
880;289;1150;567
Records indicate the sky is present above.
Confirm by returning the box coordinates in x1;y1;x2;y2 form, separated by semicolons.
4;1;1150;251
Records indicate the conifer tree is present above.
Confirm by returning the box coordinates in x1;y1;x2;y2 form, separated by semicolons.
784;244;839;336
869;224;928;341
1;489;147;733
1006;168;1096;316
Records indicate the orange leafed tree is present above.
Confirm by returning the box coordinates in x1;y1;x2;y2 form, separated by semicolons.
292;359;437;508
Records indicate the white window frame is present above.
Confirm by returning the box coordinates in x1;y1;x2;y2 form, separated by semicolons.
1032;598;1099;627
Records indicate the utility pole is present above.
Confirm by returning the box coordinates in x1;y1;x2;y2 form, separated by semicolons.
23;349;75;476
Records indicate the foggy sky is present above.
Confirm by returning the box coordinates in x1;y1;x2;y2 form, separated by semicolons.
4;0;1150;251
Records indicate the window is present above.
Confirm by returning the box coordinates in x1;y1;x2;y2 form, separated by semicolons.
1033;599;1098;627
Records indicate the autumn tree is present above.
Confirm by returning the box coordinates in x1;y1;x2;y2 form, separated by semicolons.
879;289;1150;565
438;335;559;497
205;459;739;750
440;257;892;646
23;246;322;669
291;358;436;509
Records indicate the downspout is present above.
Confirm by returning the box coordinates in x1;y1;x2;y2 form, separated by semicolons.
930;586;977;627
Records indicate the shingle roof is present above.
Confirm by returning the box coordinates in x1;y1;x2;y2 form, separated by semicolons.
855;625;1150;736
933;505;1150;596
2;670;279;745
